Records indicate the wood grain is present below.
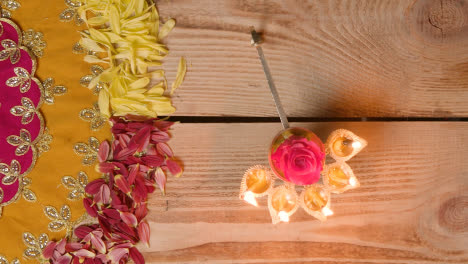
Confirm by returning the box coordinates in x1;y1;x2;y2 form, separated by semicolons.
141;122;468;263
155;0;468;117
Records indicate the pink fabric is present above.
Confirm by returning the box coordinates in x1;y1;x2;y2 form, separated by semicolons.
0;19;42;204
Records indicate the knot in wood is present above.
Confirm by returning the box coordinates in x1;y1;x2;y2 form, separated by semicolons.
428;0;467;33
438;196;468;233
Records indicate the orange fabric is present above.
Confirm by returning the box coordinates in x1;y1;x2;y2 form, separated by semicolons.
0;1;109;262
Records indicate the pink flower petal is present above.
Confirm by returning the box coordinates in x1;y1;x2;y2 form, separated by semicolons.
85;179;106;195
65;242;83;252
135;203;148;222
98;140;110;162
90;233;106;254
154;120;174;131
120;211;138;227
95;162;116;174
114;145;137;160
129;247;145;264
94;184;111;205
151;131;169;143
102;208;121;220
114;174;131;195
83;198;98;218
154;167;166;195
74;225;93;239
42;241;57;259
56;253;72;264
137;221;150;247
127;164;139;185
166;159;183;177
108;248;129;263
73;249;95;258
141;155;164;168
56;239;67;254
156;143;173;157
129;126;151;153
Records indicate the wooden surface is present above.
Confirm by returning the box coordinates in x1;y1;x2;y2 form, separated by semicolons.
142;0;468;263
141;122;468;263
157;0;468;117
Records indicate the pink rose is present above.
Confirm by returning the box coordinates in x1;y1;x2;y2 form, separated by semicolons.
270;136;325;185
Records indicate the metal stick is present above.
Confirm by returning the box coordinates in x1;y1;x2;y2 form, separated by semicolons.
251;28;290;130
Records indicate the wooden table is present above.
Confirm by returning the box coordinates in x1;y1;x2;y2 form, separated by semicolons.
142;0;468;263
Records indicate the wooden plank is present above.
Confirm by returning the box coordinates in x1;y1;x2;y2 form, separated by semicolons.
141;122;468;263
157;0;468;117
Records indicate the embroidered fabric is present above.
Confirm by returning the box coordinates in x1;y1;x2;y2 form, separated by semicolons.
0;18;44;211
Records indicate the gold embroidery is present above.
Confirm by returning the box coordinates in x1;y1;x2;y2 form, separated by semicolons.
42;77;67;104
21;177;36;202
73;137;99;166
6;67;31;93
43;205;72;233
22;232;48;260
0;38;19;64
0;0;20;18
22;29;46;58
7;128;32;156
0;159;21;185
80;65;105;95
59;0;84;26
35;128;52;156
0;188;3;203
79;103;106;131
62;171;88;200
10;97;37;125
0;254;19;264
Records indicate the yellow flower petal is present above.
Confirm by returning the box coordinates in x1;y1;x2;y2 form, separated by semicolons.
158;18;176;40
171;57;186;95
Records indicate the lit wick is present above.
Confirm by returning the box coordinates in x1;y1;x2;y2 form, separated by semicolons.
322;207;334;216
243;191;258;206
351;141;362;149
278;211;290;222
349;177;357;187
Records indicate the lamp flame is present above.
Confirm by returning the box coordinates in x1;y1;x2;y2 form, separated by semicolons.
278;211;290;222
352;141;362;149
322;207;334;216
349;177;357;187
243;191;258;206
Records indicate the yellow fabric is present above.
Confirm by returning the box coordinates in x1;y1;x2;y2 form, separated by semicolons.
0;1;110;262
